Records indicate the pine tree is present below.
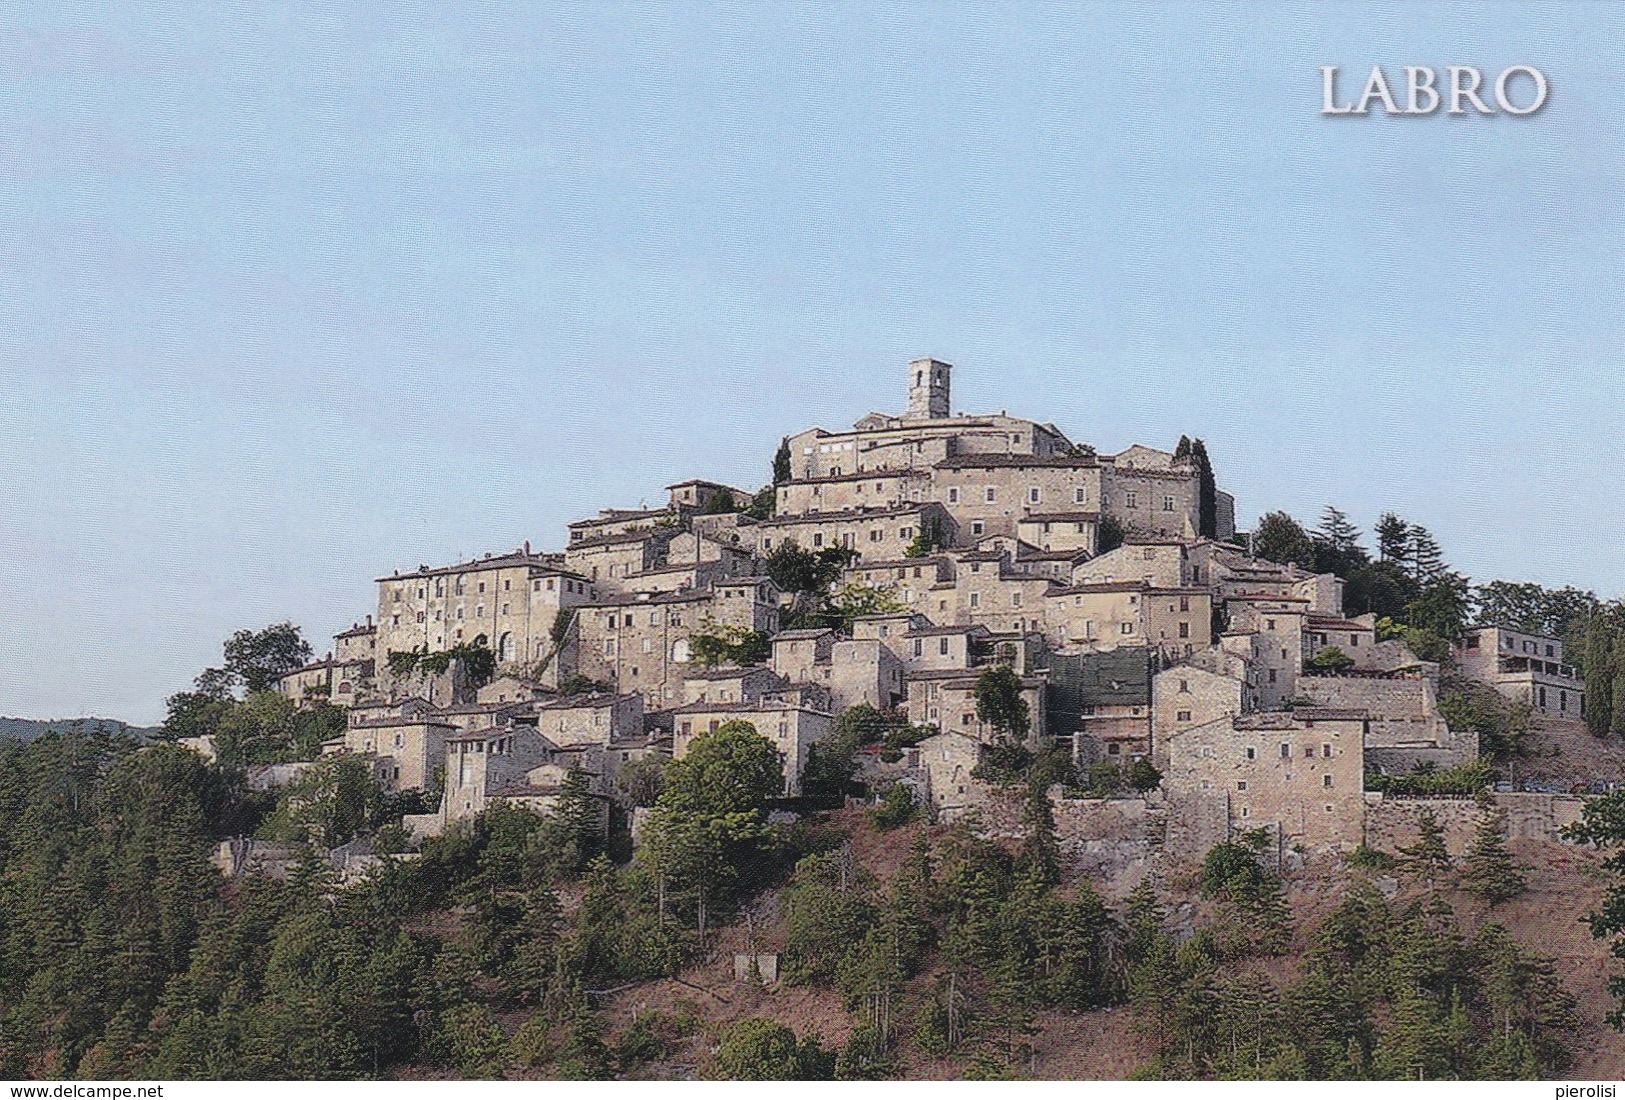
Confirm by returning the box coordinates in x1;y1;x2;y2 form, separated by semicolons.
1407;526;1447;585
1398;810;1452;888
1376;512;1412;563
1373;986;1451;1080
1123;876;1165;968
1459;802;1527;904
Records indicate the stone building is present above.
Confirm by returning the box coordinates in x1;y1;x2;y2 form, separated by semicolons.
1151;661;1245;771
1043;582;1211;659
443;723;557;822
1164;707;1367;851
671;701;834;796
1296;668;1474;772
563;527;680;593
1224;595;1308;711
681;666;788;706
1457;625;1586;720
918;729;986;820
333;716;454;791
906;668;1047;746
749;502;956;564
375;548;595;666
1046;647;1155;761
574;583;779;706
949;549;1054;634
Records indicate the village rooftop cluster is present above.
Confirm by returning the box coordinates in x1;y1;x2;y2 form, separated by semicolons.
199;359;1589;867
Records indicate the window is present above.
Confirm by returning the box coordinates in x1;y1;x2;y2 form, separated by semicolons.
1180;596;1190;612
1011;592;1022;608
948;487;959;504
1268;669;1277;683
1237;780;1247;791
1178;622;1190;639
1107;742;1121;755
1322;744;1332;758
1120;622;1134;635
1177;709;1192;722
1266;618;1276;630
984;486;997;503
1280;743;1290;758
1323;774;1334;788
1246;746;1256;760
914;639;923;657
940;637;950;656
971;521;985;536
969;593;980;609
1125;491;1138;509
1179;679;1190;693
1074;486;1087;504
1028;487;1040;504
416;612;425;623
1163;495;1175;511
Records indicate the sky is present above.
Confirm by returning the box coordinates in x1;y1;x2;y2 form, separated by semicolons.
2;3;1622;724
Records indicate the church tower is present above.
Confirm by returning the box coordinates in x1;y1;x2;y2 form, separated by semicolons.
905;357;952;421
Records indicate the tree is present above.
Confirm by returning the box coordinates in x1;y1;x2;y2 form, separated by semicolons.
771;437;792;486
687;619;772;669
974;665;1030;742
713;1017;834;1080
1473;581;1599;640
764;540;851;596
1459;800;1527;904
1376;512;1412;564
1305;645;1355;673
1312;506;1367;578
904;516;948;558
1398;810;1452;887
817;582;907;634
1190;438;1218;539
1097;513;1126;554
642;722;782;941
1344;559;1420;620
1406;525;1447;585
223;623;313;694
663;721;784;813
1564;788;1625;1027
1407;572;1473;640
1253;512;1316;571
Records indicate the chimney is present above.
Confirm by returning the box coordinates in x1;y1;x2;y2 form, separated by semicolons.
524;540;531;555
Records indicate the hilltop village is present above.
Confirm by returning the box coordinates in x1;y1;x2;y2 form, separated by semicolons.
234;358;1588;870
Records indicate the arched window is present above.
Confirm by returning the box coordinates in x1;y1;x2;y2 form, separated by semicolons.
498;631;513;661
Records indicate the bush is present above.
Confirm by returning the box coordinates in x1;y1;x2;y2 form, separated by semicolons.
869;783;919;830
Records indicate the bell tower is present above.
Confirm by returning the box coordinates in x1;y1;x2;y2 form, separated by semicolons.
905;357;952;420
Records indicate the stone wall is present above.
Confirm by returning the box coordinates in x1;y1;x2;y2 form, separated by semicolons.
1363;791;1584;855
1050;790;1168;878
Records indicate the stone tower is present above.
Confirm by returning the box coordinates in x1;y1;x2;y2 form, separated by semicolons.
905;357;951;421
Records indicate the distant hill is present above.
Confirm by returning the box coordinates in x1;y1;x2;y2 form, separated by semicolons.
0;716;154;743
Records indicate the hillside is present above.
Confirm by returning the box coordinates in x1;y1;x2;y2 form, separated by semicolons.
565;808;1625;1080
0;716;151;743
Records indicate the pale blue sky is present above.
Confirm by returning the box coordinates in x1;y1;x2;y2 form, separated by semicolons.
2;3;1622;723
